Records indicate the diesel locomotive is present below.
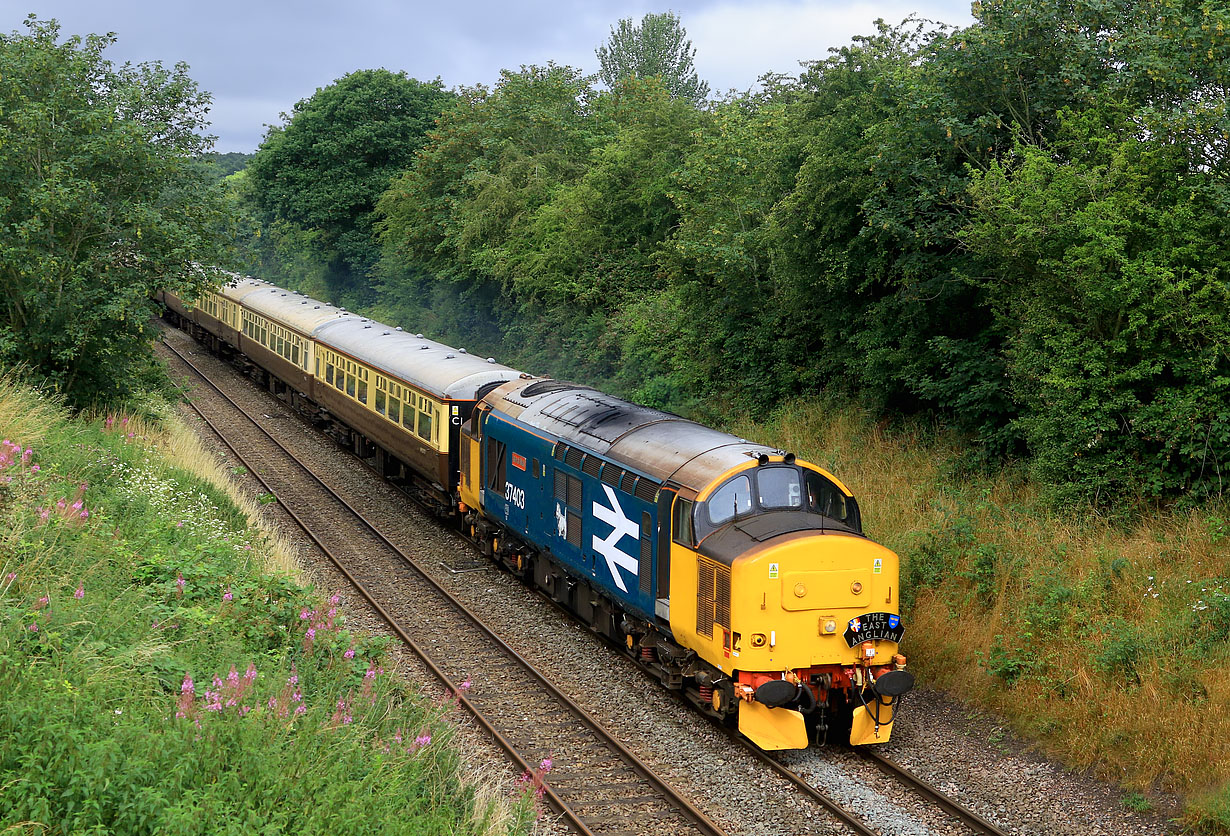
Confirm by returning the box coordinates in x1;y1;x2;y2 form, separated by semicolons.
160;276;913;750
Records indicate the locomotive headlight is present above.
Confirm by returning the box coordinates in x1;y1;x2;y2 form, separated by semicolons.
821;618;838;634
793;583;807;598
851;581;864;595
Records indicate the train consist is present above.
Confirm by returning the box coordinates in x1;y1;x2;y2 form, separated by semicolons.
160;277;913;749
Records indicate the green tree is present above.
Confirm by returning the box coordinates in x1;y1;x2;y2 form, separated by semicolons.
0;16;230;406
245;70;452;295
376;64;597;293
596;12;710;106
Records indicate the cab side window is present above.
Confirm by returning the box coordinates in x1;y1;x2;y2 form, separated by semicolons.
487;438;507;493
672;497;694;546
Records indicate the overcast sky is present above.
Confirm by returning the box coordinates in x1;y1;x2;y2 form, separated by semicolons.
20;1;974;153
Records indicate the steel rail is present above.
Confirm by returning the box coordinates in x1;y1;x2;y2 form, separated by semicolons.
857;749;1013;836
161;339;727;836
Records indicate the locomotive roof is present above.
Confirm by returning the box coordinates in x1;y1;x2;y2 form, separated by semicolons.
240;284;352;335
314;317;521;401
486;380;782;493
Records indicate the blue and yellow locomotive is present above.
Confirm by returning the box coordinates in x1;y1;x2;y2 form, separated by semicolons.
162;277;913;749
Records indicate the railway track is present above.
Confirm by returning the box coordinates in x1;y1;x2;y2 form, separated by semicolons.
161;339;725;836
855;749;1013;836
159;330;1020;836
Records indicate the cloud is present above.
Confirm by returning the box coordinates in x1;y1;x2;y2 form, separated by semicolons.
688;0;973;93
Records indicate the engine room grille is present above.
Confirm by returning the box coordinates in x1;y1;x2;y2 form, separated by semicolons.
634;478;660;502
715;566;731;630
581;454;602;478
600;464;623;486
555;470;582;509
695;558;731;638
564;447;584;469
566;510;582;548
639;534;652;595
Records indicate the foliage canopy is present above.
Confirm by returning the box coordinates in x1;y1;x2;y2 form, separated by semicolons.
260;4;1230;502
596;12;710;106
244;70;452;295
0;16;230;407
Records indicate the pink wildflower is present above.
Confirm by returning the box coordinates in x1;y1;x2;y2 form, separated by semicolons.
36;596;49;609
73;584;84;600
222;587;232;603
414;734;431;748
343;645;355;660
540;757;553;772
176;674;196;719
176;573;185;595
31;464;40;473
28;623;37;632
4;572;15;584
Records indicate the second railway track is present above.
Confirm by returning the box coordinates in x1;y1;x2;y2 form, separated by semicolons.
159;328;1022;836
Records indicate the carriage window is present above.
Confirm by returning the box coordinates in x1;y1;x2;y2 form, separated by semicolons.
357;378;367;405
375;391;386;416
707;475;752;526
389;397;400;424
759;467;802;509
418;408;433;441
325;363;334;386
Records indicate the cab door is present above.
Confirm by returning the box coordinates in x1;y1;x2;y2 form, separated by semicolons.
458;407;484;512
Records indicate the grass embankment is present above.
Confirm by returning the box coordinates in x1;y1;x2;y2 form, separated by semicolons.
730;400;1230;830
0;378;534;835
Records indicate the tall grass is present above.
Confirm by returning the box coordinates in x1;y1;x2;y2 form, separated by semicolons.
731;397;1230;831
0;378;536;835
